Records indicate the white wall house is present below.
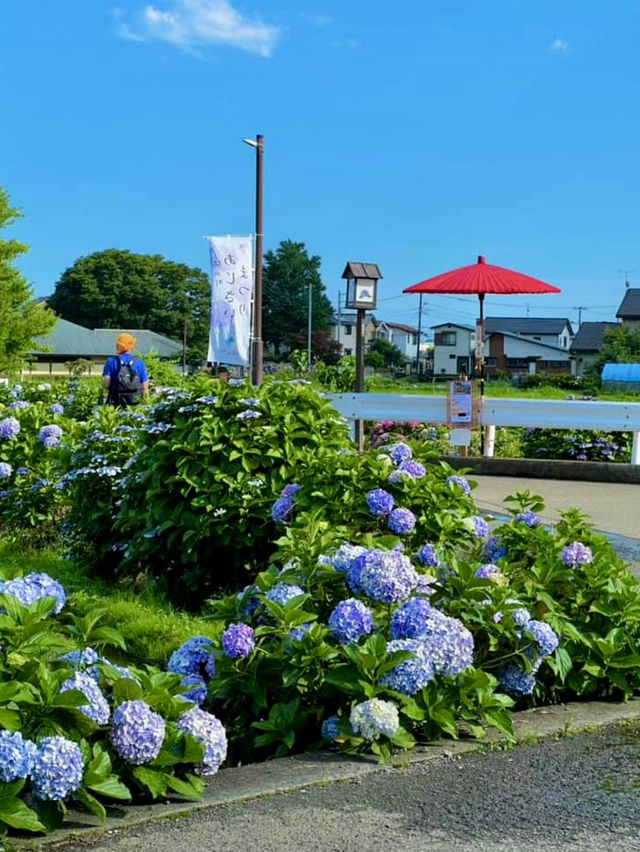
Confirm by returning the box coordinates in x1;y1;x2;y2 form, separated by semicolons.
484;331;571;376
374;321;422;359
431;323;475;377
484;317;574;350
327;313;376;357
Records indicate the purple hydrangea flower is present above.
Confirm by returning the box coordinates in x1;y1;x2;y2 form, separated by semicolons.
32;736;84;800
177;707;227;776
561;542;593;567
366;488;395;517
168;636;216;679
328;599;374;645
60;671;110;725
281;484;301;499
110;700;166;765
0;462;12;479
38;424;63;448
388;507;416;535
0;417;20;439
475;563;502;580
397;460;426;479
445;475;471;496
271;497;294;522
50;403;65;415
524;620;559;658
415;574;436;596
380;638;436;694
498;662;536;696
0;572;66;614
60;646;101;680
350;699;400;740
179;675;208;706
417;543;439;568
516;510;541;528
390;598;433;640
356;548;418;603
0;731;36;782
9;400;29;410
265;582;305;606
468;516;490;538
221;623;255;659
384;443;413;464
512;607;532;628
328;543;367;574
482;535;507;562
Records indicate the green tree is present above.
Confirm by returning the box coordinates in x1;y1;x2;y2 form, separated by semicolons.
0;187;56;375
588;323;640;381
48;249;210;362
262;240;333;356
367;336;405;368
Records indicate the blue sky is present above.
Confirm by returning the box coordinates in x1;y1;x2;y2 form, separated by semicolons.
2;0;639;336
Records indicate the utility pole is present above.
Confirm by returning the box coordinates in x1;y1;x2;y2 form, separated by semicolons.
243;134;264;385
574;306;588;328
415;293;423;375
618;269;635;290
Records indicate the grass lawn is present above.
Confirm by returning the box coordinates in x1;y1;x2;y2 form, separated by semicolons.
0;543;220;666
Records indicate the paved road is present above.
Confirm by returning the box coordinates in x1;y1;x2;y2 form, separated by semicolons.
63;724;640;852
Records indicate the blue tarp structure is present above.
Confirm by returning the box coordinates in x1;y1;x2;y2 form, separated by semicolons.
602;363;640;390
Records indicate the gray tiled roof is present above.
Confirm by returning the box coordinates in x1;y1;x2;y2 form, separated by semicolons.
570;322;618;353
31;319;181;358
484;317;573;335
616;289;640;318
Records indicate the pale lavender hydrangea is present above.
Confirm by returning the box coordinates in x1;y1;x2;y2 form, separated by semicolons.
60;671;110;725
562;542;593;567
380;638;436;694
9;400;29;411
468;516;490;538
60;647;101;680
0;417;20;439
356;548;418;603
445;475;471;496
350;698;400;740
384;443;413;464
512;607;531;627
391;605;474;676
0;572;66;614
110;700;166;765
38;424;63;448
0;462;11;479
328;599;373;645
397;460;426;479
516;510;541;528
417;543;439;568
366;488;395;517
0;731;36;782
524;620;559;658
177;707;227;776
50;403;65;415
328;543;367;575
221;623;255;659
475;563;502;580
168;636;216;679
265;582;305;606
32;736;84;800
388;507;416;535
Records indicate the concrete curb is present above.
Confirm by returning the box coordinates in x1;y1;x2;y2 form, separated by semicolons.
9;698;640;851
440;456;640;483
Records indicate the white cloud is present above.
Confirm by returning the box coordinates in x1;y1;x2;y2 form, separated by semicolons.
117;0;280;57
550;38;569;53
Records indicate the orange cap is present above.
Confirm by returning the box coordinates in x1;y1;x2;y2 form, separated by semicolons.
116;333;137;353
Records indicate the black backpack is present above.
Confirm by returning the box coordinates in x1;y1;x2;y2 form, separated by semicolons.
115;356;142;406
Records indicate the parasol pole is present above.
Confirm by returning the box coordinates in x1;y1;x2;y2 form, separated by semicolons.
478;292;485;454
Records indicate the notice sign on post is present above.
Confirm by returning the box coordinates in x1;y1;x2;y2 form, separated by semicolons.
448;380;477;449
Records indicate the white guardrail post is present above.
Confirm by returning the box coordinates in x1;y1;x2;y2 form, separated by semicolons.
326;394;640;467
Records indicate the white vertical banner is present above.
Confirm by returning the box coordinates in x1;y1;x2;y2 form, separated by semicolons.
206;236;254;366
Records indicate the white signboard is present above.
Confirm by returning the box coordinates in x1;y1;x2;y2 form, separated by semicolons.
448;380;474;425
206;236;253;367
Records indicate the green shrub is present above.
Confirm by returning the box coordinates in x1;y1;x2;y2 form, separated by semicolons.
521;427;631;462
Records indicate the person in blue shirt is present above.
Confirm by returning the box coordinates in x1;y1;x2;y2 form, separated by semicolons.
102;333;149;406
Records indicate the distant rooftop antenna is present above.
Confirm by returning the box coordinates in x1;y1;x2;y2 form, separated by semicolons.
618;268;635;289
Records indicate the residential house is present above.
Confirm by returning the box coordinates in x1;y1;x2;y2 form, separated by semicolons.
27;318;182;378
484;331;571;377
327;313;376;357
484;317;574;350
431;323;475;377
374;320;423;368
570;322;617;377
616;289;640;328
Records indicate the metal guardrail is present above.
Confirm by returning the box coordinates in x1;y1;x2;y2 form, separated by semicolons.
326;393;640;466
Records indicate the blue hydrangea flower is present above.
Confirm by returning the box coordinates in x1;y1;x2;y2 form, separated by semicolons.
0;573;66;614
177;708;227;776
221;623;255;659
366;488;395;517
562;542;593;567
390;598;433;640
38;424;63;448
384;443;413;464
0;417;20;439
498;662;537;696
0;731;37;782
524;620;559;658
475;563;502;580
388;507;416;535
350;698;400;740
289;622;313;641
516;510;541;528
50;403;65;415
356;549;418;603
511;607;531;627
168;636;216;679
281;483;301;499
466;516;489;538
60;672;110;725
327;543;367;574
9;400;29;411
16;467;29;476
482;535;507;562
32;736;84;800
328;599;374;645
236;410;262;420
60;646;101;680
271;496;294;522
445;475;471;496
0;462;12;479
179;674;208;706
415;574;436;596
265;583;305;606
417;543;439;568
321;715;342;742
380;638;436;694
110;700;166;765
397;460;426;479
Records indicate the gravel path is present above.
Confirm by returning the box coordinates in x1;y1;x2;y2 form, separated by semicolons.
62;724;640;852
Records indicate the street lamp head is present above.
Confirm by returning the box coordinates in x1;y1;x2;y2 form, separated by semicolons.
243;138;259;148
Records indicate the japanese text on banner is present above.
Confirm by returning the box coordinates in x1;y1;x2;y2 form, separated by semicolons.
206;236;253;366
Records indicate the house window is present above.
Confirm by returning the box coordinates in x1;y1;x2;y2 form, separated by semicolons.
506;358;529;368
435;331;456;346
485;357;497;367
344;325;352;336
344;348;352;356
411;334;417;345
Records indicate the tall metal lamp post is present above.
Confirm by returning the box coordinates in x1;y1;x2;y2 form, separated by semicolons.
342;262;382;449
243;134;264;386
